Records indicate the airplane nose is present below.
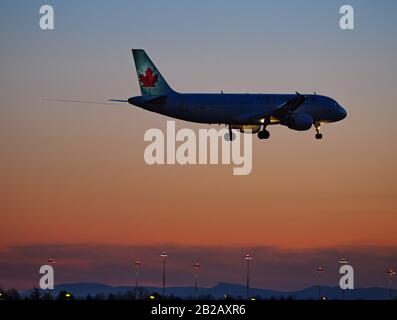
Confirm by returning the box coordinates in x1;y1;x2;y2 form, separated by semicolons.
337;106;347;120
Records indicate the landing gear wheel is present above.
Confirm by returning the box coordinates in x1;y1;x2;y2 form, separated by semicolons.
258;130;270;140
314;123;323;140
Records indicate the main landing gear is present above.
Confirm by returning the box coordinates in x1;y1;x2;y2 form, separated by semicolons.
258;123;270;140
258;128;270;140
314;123;323;140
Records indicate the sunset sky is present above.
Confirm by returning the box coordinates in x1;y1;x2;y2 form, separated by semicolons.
1;0;397;290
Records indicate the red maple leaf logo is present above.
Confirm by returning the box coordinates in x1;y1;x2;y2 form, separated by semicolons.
138;67;158;87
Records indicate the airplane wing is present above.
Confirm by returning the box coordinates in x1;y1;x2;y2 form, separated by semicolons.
232;111;267;124
271;92;307;119
232;92;307;124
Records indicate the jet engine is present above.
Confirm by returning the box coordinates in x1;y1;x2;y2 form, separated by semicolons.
231;125;261;134
281;114;313;131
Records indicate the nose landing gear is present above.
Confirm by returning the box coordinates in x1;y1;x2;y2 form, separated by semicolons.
314;123;323;140
258;129;270;140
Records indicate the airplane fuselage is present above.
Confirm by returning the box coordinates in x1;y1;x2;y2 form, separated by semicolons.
129;93;347;125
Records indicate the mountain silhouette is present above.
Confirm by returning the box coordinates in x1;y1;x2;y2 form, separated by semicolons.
21;282;396;300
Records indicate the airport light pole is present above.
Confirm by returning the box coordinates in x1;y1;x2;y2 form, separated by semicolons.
317;266;324;300
194;262;200;299
134;260;141;300
387;268;396;300
339;258;348;300
161;252;168;297
244;254;252;300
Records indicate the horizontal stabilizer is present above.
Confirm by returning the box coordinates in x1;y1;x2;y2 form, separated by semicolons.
108;99;129;103
44;98;120;105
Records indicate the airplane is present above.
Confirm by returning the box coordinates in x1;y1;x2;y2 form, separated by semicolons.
111;49;347;140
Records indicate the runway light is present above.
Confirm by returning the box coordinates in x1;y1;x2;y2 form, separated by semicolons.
65;293;71;298
387;268;396;276
250;297;256;301
149;295;155;300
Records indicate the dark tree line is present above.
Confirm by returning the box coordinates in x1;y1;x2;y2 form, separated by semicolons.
1;286;296;300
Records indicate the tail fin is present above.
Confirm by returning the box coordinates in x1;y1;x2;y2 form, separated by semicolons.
132;49;176;96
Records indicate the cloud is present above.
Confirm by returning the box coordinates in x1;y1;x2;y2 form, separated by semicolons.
0;244;396;290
